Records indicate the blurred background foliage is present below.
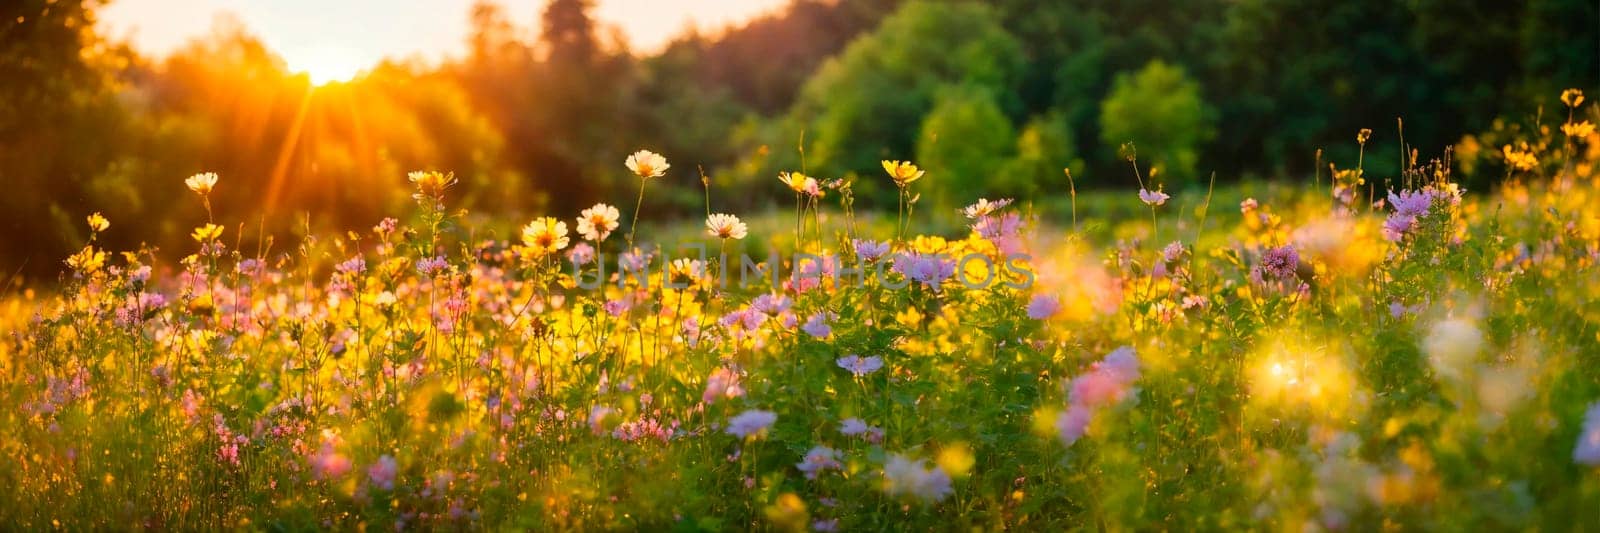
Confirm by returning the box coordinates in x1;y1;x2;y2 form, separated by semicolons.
0;0;1596;278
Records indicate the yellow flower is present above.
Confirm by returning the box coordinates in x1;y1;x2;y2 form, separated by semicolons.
192;223;224;243
705;213;748;240
521;217;570;256
407;171;457;202
1502;144;1538;172
185;172;218;195
777;171;809;193
1562;88;1585;108
66;245;106;273
1357;128;1372;144
881;160;925;187
1562;121;1595;139
576;203;620;242
625;150;669;179
86;212;109;233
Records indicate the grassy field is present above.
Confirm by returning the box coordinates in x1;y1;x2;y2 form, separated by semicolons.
3;96;1600;531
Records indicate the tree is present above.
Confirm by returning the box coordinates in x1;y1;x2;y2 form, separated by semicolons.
1000;112;1082;199
1099;60;1214;183
915;85;1015;209
0;0;131;277
785;0;1025;192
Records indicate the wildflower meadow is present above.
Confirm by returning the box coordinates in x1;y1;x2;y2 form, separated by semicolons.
2;89;1599;530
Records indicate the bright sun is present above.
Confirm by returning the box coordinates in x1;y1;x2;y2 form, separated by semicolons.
289;45;367;86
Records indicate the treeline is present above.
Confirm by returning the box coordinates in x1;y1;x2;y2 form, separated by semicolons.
1;0;1595;277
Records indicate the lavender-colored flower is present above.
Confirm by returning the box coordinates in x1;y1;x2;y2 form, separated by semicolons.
803;312;834;338
725;409;777;438
1138;188;1170;206
751;293;792;316
836;355;884;377
1055;404;1094;445
1576;402;1600;466
840;418;870;436
1388;189;1435;219
796;445;843;479
893;253;957;289
812;519;840;532
602;299;629;317
854;239;891;262
1382;214;1417;241
1258;245;1299;279
335;256;367;275
1027;294;1060;320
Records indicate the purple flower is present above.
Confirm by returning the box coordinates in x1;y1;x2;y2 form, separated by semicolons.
836;355;884;377
1388;189;1435;219
726;409;777;438
796;445;843;479
1027;294;1060;320
1382;214;1416;241
839;418;884;442
751;293;792;316
1258;245;1299;279
335;256;366;275
892;253;957;289
368;454;398;491
1383;189;1440;241
1575;402;1600;466
1138;188;1169;206
803;311;834;338
602;299;629;317
416;256;449;276
1055;404;1093;445
854;239;891;262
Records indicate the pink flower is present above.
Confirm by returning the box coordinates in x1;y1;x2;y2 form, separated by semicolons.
368;455;398;491
310;434;352;480
702;367;745;404
1058;346;1141;447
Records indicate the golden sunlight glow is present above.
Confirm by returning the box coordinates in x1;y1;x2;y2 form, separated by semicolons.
292;45;365;86
1247;334;1362;418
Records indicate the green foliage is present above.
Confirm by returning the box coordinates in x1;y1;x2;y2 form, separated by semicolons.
915;85;1016;209
788;1;1025;184
1099;60;1214;183
999;112;1083;199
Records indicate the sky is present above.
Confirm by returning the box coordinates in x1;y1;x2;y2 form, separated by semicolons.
99;0;789;82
